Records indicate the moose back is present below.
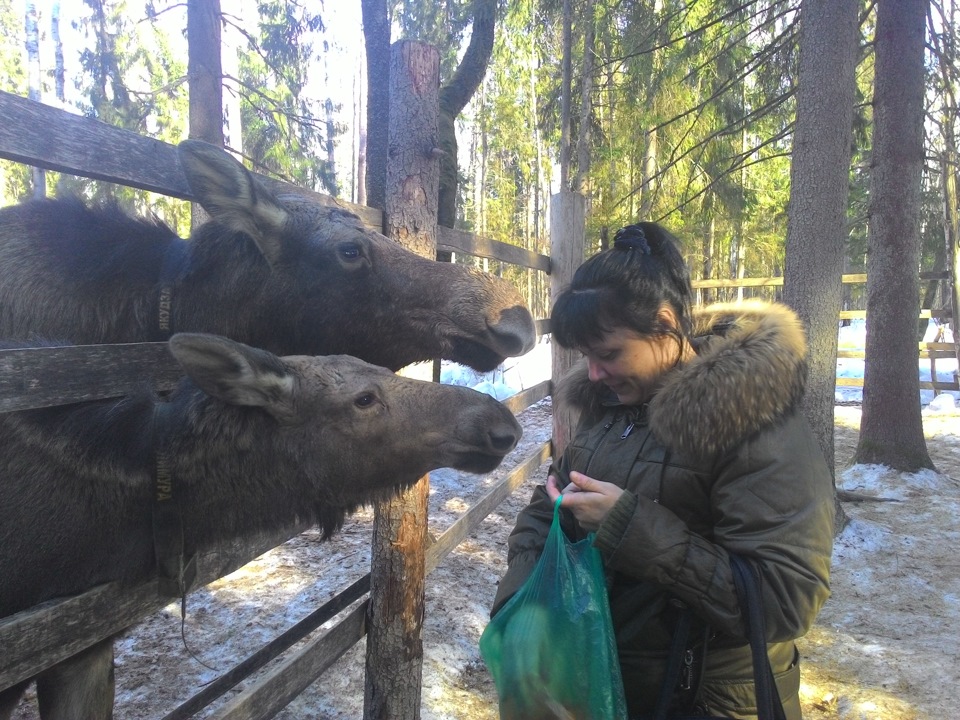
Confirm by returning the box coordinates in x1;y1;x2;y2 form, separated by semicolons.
0;140;536;371
0;333;523;719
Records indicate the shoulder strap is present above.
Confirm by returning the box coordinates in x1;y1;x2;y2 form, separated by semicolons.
651;602;693;719
729;554;787;720
653;554;787;720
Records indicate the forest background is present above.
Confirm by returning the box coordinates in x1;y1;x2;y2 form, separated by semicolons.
1;0;956;314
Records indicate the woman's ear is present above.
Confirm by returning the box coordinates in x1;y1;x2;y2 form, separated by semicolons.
656;304;680;330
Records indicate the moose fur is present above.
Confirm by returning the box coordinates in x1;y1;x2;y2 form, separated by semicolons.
0;333;522;719
0;140;535;371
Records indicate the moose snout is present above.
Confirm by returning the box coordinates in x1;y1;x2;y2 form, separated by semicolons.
488;305;537;357
488;421;522;454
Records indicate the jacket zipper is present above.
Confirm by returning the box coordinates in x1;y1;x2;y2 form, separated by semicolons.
583;411;620;478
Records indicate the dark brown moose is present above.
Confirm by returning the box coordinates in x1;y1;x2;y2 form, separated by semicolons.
0;140;535;371
0;333;522;719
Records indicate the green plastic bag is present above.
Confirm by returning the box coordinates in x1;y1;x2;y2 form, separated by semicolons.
480;496;628;720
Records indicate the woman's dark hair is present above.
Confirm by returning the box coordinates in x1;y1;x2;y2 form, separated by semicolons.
551;222;694;350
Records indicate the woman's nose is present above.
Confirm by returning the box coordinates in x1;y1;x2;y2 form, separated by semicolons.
587;358;606;382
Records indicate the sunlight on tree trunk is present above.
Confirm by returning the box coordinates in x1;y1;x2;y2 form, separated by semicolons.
784;0;859;530
855;0;934;472
361;0;389;212
784;0;858;467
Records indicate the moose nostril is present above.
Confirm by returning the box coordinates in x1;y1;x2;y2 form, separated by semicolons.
489;426;519;452
489;306;537;356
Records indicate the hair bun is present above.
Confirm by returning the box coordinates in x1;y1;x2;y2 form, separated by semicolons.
613;224;651;255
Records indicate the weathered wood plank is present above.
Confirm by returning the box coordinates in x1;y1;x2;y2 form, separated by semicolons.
836;376;960;391
690;271;949;289
210;603;368;720
837;349;957;360
425;441;551;574
0;91;191;196
0;523;308;692
0;90;381;230
0;342;181;412
161;575;371;720
500;380;551;416
438;225;551;272
838;309;951;321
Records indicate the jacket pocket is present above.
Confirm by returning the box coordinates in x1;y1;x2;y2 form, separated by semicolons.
698;644;801;720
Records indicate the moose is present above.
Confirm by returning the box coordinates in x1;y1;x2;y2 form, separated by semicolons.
0;333;523;719
0;139;536;371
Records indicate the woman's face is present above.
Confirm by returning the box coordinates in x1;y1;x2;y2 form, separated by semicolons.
580;325;682;406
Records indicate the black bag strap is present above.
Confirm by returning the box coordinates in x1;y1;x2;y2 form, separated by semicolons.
651;602;694;718
729;554;787;720
652;554;787;720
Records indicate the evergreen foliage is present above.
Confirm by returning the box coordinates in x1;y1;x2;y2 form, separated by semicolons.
0;0;955;318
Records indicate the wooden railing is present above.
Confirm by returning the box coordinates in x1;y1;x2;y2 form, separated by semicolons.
692;273;959;394
0;86;554;718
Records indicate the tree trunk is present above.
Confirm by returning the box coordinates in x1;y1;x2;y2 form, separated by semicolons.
854;0;934;471
52;3;65;105
783;0;859;530
437;0;496;228
550;191;585;457
640;127;657;217
187;0;223;148
25;1;45;198
703;208;715;306
361;0;390;212
572;0;595;194
363;41;440;720
933;1;960;368
321;52;339;197
945;140;960;368
559;0;572;190
357;63;367;206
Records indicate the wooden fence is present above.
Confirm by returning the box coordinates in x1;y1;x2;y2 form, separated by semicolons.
0;73;554;719
692;273;958;395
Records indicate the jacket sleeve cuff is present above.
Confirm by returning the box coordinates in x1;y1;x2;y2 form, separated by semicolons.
594;490;638;554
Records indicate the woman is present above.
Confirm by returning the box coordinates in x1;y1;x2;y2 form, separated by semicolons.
491;222;835;719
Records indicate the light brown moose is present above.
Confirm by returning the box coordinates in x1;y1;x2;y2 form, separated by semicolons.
0;333;523;719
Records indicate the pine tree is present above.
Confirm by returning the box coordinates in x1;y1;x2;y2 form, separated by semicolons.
855;0;935;471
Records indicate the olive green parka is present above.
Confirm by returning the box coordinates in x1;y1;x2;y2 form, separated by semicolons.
491;301;835;719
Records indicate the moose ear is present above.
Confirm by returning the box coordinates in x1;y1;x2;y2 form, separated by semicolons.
177;140;289;265
168;333;295;418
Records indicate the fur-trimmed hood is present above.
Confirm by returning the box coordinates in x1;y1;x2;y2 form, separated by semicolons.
556;300;809;460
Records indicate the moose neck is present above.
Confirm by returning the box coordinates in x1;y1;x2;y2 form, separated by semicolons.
168;228;278;349
158;388;328;550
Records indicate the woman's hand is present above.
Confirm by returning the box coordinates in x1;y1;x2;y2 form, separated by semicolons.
546;471;624;532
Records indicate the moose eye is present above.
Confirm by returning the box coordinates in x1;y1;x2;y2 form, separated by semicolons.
354;393;376;408
339;242;362;261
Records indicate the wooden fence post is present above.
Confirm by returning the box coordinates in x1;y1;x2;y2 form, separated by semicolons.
363;40;440;720
549;190;585;458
